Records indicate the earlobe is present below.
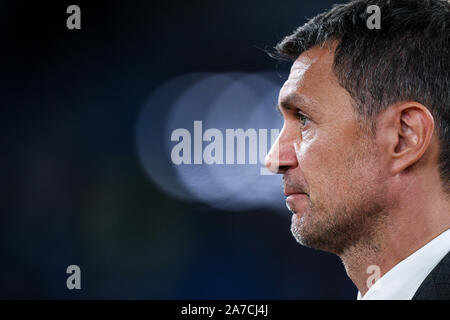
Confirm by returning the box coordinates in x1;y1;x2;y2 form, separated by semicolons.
390;103;435;175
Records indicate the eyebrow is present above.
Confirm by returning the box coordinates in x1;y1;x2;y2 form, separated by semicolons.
276;94;321;115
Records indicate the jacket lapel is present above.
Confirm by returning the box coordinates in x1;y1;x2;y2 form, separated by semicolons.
412;250;450;300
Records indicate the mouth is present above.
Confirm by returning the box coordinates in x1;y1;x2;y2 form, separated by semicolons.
284;187;307;197
284;189;309;215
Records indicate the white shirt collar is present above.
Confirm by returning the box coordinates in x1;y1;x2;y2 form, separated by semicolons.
357;229;450;300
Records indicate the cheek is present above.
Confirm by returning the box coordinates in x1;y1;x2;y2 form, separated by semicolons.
295;129;349;187
296;129;335;170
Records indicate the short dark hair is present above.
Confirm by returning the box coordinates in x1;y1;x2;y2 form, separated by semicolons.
273;0;450;192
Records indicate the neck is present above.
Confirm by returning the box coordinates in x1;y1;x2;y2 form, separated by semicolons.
340;175;450;296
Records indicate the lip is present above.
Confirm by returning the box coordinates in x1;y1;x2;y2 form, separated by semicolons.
284;188;307;197
285;193;309;215
286;193;308;201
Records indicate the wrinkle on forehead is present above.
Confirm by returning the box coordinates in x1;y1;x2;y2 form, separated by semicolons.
280;54;320;98
280;46;344;102
289;55;319;82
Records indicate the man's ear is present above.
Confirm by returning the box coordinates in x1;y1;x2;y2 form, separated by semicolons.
376;102;435;176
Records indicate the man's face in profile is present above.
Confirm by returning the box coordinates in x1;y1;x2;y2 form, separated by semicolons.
266;46;393;255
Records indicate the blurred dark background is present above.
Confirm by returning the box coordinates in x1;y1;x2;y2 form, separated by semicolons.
0;0;357;299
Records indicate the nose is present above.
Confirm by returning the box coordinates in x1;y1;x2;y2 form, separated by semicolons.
265;127;298;174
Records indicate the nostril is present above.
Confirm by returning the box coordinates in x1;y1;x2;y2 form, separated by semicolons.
278;165;290;173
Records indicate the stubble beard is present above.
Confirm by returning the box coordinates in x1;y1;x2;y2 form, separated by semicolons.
290;136;390;256
291;189;388;255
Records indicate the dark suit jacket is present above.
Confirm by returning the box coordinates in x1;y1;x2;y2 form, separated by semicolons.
412;250;450;300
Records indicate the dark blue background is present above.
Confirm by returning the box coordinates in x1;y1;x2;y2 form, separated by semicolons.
1;0;356;299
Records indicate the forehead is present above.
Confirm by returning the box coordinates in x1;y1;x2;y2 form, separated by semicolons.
280;46;334;98
279;46;353;115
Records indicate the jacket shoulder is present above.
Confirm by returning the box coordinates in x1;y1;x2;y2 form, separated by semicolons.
413;251;450;300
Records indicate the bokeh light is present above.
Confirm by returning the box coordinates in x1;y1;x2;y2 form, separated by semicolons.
137;71;286;212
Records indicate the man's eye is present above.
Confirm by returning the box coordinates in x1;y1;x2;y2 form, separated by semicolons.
297;112;311;127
